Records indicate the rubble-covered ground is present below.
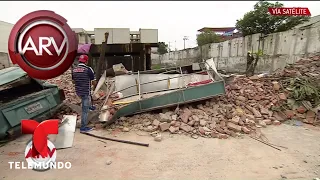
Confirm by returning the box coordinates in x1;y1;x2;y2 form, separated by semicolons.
48;56;320;140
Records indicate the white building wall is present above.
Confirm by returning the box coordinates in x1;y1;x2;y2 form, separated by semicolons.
140;29;158;43
94;28;130;44
0;21;13;53
0;21;14;69
94;28;158;44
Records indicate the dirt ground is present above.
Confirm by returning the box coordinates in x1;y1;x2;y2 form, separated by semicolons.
0;124;320;180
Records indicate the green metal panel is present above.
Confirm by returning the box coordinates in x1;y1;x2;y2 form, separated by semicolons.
106;80;226;126
0;67;27;86
2;94;57;127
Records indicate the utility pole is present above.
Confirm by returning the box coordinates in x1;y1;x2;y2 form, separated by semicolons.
183;36;188;50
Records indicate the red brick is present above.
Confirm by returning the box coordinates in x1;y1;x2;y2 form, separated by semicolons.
273;120;281;125
296;106;307;114
284;110;295;118
227;122;242;132
159;123;170;131
198;127;205;135
218;134;228;139
263;119;272;125
278;93;287;100
241;127;250;134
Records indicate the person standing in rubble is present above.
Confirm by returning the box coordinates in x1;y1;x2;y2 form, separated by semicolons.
72;54;97;133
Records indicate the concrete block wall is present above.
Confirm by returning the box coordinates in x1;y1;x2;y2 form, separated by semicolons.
154;21;320;73
0;52;11;70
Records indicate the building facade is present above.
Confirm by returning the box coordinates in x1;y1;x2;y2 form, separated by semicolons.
93;28;158;44
0;21;14;69
197;27;242;41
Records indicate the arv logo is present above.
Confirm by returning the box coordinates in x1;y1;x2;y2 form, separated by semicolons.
21;36;67;56
8;10;77;80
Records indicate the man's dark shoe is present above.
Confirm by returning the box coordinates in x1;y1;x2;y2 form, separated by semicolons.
80;127;94;133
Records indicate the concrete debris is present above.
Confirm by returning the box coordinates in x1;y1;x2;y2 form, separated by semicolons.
154;134;162;142
152;119;160;127
191;134;199;139
106;160;112;165
159;123;170;132
159;113;172;122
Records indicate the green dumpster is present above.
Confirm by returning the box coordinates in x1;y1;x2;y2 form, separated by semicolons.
0;67;65;139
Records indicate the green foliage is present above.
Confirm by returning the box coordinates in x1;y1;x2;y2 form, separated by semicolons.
236;1;310;36
283;77;320;106
252;49;264;57
196;30;223;46
157;42;168;55
152;64;162;70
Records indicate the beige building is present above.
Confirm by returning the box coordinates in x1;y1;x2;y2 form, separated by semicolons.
0;21;14;69
93;28;158;44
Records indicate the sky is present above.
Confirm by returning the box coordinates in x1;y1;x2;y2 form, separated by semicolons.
0;1;319;50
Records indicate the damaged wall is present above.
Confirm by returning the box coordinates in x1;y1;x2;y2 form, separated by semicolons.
0;52;11;70
153;21;320;73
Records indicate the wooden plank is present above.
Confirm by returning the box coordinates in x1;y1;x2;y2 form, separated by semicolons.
96;32;109;80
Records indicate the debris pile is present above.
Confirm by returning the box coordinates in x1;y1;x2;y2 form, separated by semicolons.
107;79;284;139
49;56;319;139
103;56;319;139
46;69;81;105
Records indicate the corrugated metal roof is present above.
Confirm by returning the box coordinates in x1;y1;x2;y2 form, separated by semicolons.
198;27;236;32
0;67;27;87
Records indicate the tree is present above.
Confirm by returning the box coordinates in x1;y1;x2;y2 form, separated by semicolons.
196;30;223;46
157;42;168;55
236;1;310;36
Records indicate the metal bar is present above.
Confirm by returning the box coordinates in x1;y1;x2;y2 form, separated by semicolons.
137;71;142;111
115;87;184;101
81;132;149;147
137;71;141;100
179;67;187;88
249;136;281;151
179;67;187;102
113;70;211;94
203;61;215;82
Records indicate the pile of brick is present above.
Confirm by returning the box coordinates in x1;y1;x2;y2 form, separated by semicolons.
108;78;285;139
46;69;104;121
46;69;81;105
104;56;319;139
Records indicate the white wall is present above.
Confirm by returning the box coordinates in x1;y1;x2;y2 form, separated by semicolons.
94;28;130;44
154;21;320;73
0;21;13;53
0;21;14;68
140;29;158;43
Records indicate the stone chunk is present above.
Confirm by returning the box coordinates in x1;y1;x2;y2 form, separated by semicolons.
199;120;207;126
227;122;242;132
159;123;170;131
180;109;192;123
241;127;250;134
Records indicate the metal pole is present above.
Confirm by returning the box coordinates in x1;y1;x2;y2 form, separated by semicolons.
183;36;188;50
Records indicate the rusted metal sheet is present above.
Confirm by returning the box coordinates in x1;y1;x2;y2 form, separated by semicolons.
89;43;158;56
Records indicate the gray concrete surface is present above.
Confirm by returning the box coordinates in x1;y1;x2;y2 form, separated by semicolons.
0;124;320;180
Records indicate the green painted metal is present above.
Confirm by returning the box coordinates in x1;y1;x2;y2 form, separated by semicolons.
0;67;27;86
0;67;64;139
105;80;226;126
